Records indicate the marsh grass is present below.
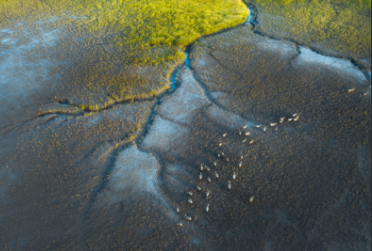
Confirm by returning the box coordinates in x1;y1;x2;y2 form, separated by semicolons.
252;0;370;10
0;0;249;62
246;0;371;58
0;0;249;108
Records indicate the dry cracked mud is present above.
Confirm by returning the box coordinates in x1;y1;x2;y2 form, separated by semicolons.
0;2;371;251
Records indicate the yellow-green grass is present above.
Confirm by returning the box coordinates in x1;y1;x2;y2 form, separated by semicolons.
0;0;248;108
246;0;371;59
251;0;370;10
1;0;249;61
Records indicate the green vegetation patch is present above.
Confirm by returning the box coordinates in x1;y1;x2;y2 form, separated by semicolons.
0;0;248;57
0;0;248;108
246;0;371;59
251;0;370;10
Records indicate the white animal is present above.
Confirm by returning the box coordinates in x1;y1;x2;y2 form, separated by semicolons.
249;196;254;203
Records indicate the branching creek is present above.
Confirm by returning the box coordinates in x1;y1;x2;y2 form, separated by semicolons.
0;1;370;250
136;1;370;148
33;2;370;121
77;0;371;208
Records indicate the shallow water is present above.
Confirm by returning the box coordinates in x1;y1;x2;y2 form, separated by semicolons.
247;7;252;24
185;51;191;67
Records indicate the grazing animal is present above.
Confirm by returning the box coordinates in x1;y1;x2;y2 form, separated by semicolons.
249;196;254;203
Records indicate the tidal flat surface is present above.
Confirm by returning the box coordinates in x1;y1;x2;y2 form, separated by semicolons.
0;1;371;250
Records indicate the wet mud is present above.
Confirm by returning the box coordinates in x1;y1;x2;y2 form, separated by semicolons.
0;2;371;251
81;26;370;249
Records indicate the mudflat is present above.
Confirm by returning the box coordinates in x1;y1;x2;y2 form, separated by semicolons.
0;0;370;250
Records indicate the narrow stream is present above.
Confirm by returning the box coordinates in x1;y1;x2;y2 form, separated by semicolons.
170;8;251;91
246;7;252;25
185;51;191;67
170;69;178;91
